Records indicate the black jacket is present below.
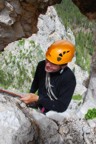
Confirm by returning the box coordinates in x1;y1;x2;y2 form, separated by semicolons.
30;60;76;113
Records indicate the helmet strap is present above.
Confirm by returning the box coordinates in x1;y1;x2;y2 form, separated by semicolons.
59;64;67;74
60;69;64;74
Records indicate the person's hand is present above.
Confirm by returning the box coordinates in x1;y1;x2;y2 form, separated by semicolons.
20;93;39;104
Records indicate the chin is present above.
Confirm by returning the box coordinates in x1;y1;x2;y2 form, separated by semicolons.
45;68;58;73
45;68;52;73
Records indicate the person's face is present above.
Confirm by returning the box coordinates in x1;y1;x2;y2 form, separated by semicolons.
45;59;61;73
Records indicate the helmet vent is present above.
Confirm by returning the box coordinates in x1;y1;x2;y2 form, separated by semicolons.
63;51;70;55
59;53;63;57
67;51;70;53
57;57;62;61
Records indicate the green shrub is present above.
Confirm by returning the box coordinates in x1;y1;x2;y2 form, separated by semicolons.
72;94;82;100
55;0;94;72
85;108;96;120
0;39;44;92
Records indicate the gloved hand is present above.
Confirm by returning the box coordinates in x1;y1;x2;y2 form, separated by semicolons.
20;93;39;104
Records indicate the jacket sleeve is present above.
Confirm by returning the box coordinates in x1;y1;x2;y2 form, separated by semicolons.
30;63;39;93
38;77;76;112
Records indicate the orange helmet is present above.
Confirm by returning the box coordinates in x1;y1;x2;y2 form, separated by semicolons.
46;40;75;65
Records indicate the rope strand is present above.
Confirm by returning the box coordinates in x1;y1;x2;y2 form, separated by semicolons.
45;72;58;101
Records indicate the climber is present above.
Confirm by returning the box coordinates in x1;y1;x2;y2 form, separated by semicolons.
20;40;76;113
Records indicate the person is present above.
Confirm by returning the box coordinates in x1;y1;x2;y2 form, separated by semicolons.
21;40;76;113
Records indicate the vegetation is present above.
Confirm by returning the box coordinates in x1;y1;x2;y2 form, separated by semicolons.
55;0;95;72
0;39;44;92
85;108;96;120
72;94;82;101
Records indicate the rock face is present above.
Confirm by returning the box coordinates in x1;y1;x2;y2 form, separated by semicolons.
0;0;96;51
72;0;96;19
0;93;37;144
59;116;96;144
0;92;96;144
79;49;96;116
86;51;96;102
0;0;61;51
31;6;75;51
0;93;63;144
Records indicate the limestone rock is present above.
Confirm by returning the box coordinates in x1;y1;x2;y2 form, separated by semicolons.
0;93;63;144
47;111;96;144
0;93;37;144
31;6;74;52
0;0;96;51
1;92;96;144
0;0;62;51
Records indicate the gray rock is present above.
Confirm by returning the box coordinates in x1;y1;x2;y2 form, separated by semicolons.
0;0;4;11
0;93;37;144
0;93;64;144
